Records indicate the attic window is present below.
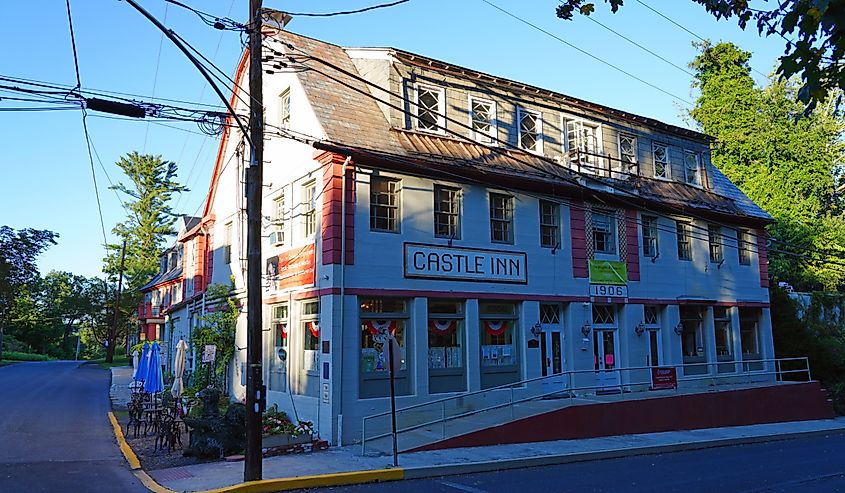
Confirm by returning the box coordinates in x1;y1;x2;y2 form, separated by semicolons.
684;150;702;187
518;107;542;153
415;85;444;132
279;88;291;129
470;97;496;143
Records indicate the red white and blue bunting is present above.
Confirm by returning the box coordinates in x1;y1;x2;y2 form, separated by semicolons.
365;319;397;336
307;321;320;338
483;320;510;336
428;319;456;334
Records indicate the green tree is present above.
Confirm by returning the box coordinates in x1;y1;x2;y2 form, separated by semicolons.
104;152;188;362
557;0;845;112
190;283;238;393
0;226;57;361
688;42;845;291
41;271;100;357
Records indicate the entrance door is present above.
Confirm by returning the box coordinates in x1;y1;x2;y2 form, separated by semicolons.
593;329;620;391
541;329;566;394
647;329;661;367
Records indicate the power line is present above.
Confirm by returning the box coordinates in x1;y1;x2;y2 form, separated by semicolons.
633;0;772;80
64;0;108;249
477;0;694;106
584;16;695;77
144;2;169;153
281;0;411;17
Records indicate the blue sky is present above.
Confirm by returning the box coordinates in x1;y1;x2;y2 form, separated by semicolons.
0;0;788;279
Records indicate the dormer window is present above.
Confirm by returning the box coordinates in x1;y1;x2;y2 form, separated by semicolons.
415;85;444;132
619;133;637;166
684;151;702;187
518;107;542;153
564;117;601;174
652;143;670;179
470;97;496;144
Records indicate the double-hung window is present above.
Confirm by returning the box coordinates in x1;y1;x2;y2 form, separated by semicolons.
490;193;514;244
677;220;692;261
738;229;753;265
539;200;560;249
279;88;291;129
470;97;496;143
518;107;542;153
302;181;316;238
652;143;669;179
301;300;320;372
592;210;616;255
685;151;702;186
271;194;285;246
223;222;233;264
434;185;461;239
619;133;637;167
370;177;401;232
708;224;723;263
416;85;444;132
642;215;658;258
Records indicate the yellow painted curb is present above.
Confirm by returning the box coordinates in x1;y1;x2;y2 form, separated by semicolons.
134;470;179;493
199;469;405;493
108;411;142;470
109;410;402;493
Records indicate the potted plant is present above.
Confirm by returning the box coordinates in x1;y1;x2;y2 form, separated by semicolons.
261;405;314;448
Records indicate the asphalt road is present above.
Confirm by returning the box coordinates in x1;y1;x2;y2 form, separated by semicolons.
0;361;147;493
313;432;845;493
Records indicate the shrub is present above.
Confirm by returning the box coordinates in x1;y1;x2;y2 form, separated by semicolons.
3;351;50;361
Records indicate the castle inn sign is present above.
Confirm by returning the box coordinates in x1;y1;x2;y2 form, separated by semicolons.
404;243;527;283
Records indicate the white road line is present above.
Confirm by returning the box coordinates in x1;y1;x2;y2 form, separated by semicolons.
438;479;490;493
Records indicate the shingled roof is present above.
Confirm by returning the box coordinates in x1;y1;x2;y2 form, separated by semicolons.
274;30;773;225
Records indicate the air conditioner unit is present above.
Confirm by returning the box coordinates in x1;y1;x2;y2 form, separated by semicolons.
269;231;284;245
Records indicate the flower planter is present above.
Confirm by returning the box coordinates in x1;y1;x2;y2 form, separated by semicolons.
262;432;312;449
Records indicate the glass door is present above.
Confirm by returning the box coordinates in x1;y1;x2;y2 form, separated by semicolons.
593;329;620;391
539;303;566;394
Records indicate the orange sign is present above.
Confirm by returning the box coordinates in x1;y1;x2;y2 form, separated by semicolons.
265;243;315;291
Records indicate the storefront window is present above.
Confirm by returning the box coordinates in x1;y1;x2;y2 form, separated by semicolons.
269;303;288;391
360;298;408;373
479;301;518;367
714;307;733;359
680;306;706;375
428;300;464;369
740;308;761;358
301;300;319;372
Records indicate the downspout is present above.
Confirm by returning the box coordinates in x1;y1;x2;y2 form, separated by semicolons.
338;156;352;446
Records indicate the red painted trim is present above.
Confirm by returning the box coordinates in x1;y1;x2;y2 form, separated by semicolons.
319;151;355;266
628;298;770;308
757;229;769;288
625;209;640;281
570;201;588;278
203;50;250;219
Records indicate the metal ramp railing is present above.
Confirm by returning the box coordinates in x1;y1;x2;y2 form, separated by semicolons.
360;357;810;456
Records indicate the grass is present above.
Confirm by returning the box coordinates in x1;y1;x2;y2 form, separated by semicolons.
92;355;131;370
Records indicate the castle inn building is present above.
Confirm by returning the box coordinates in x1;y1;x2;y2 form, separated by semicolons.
140;30;776;446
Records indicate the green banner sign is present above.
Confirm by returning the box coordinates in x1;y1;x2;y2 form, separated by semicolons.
589;260;628;285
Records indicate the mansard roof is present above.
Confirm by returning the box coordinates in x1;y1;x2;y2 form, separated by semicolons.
245;30;773;224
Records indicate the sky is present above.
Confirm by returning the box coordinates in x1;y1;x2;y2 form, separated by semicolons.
0;0;789;280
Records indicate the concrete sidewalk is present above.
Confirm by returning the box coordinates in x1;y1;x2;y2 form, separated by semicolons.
108;369;845;493
146;418;845;492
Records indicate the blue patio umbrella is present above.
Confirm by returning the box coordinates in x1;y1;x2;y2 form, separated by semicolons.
134;342;151;383
143;342;164;394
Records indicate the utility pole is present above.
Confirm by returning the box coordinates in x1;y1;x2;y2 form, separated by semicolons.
244;0;265;482
107;241;127;364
